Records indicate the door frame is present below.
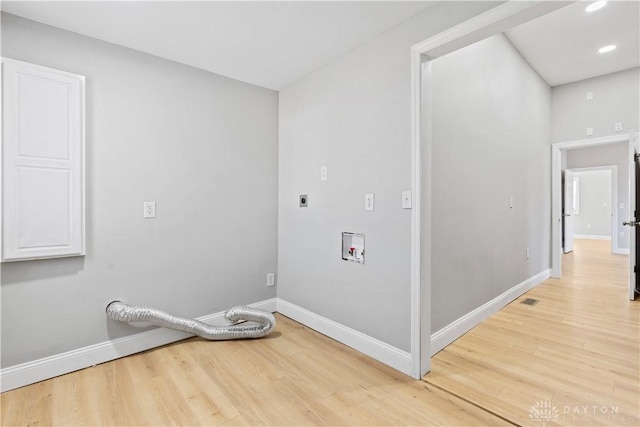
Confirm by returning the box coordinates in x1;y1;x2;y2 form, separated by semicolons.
562;169;576;254
631;135;640;300
551;134;636;278
567;165;619;254
409;0;568;378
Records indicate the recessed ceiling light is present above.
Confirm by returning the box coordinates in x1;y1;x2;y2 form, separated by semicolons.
586;1;607;12
598;44;616;53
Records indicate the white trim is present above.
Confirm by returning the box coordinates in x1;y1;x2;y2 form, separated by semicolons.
0;298;277;392
412;1;563;60
551;145;563;277
430;269;550;355
410;47;427;379
276;299;412;376
1;57;86;261
628;133;638;301
570;165;618;253
615;248;630;255
551;133;638;278
410;0;567;379
574;234;611;240
554;134;632;151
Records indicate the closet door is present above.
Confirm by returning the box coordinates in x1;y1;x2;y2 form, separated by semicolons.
2;58;85;261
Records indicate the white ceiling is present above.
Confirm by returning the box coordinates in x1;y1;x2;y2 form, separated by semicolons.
2;1;638;90
0;1;436;90
505;0;640;87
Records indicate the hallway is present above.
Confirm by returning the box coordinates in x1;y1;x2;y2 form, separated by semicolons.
1;240;637;426
425;239;639;426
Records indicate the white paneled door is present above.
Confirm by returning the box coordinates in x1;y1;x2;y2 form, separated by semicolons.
2;58;85;261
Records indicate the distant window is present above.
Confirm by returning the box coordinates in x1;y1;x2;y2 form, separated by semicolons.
572;176;580;215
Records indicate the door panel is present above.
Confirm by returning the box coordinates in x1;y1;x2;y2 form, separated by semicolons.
2;58;85;261
631;136;639;301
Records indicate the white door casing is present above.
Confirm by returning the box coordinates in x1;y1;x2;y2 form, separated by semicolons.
410;1;569;378
628;133;639;300
551;133;638;282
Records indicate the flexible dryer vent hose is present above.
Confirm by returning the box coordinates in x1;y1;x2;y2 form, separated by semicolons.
106;301;275;340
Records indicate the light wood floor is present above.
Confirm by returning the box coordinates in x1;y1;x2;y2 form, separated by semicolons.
425;239;640;426
1;317;508;426
2;239;638;426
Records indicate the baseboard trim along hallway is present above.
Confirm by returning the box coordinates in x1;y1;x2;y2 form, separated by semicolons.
430;269;551;355
3;271;551;393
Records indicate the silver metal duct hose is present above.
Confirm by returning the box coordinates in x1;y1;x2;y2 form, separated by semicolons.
106;301;275;340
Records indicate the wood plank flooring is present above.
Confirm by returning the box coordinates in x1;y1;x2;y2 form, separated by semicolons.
1;316;508;426
425;239;640;427
2;239;638;426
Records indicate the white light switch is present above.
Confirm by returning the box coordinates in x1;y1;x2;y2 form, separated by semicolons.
402;191;412;209
144;201;156;218
320;165;328;181
365;193;375;211
586;91;593;100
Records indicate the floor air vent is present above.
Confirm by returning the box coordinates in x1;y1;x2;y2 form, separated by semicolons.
521;298;539;306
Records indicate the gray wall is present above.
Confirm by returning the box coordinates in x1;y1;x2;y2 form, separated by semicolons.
1;13;278;368
551;67;639;142
572;170;612;237
566;142;629;248
552;68;638;250
430;34;552;332
277;1;498;352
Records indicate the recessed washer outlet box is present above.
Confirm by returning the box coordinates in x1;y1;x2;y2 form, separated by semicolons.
342;232;365;264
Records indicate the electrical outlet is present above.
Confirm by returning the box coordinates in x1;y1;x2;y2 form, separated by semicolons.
586;91;593;100
320;165;328;182
586;127;594;136
299;194;308;207
365;193;375;211
143;201;156;218
615;122;623;132
266;273;275;287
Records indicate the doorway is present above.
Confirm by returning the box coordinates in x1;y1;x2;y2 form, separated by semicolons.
410;1;639;378
551;136;636;285
563;166;617;254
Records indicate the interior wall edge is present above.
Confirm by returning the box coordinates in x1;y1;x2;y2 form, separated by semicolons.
276;299;412;376
429;269;551;356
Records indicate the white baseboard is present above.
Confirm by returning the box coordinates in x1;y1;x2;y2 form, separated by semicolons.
614;247;630;255
276;298;412;376
0;298;277;393
574;234;611;240
430;269;551;356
